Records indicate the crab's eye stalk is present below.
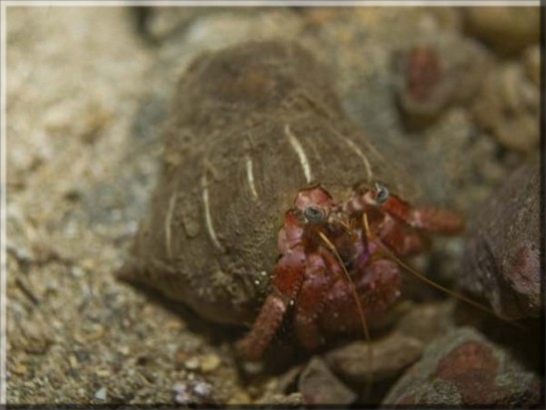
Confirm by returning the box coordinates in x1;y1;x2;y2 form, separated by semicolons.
304;206;325;223
374;183;390;204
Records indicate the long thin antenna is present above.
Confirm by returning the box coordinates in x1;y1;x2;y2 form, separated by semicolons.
317;231;374;399
362;212;525;331
379;244;525;330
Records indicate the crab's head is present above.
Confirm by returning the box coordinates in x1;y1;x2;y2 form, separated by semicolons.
293;186;335;225
361;182;391;208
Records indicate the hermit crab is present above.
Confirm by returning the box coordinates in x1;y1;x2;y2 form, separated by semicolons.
235;182;463;360
117;41;467;357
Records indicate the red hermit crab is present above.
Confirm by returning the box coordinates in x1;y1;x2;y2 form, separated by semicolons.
118;42;470;361
236;182;464;360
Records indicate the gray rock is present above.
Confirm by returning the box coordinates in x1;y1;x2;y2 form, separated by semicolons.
383;327;541;406
471;60;540;152
325;332;423;384
392;33;491;128
459;159;541;320
298;357;357;405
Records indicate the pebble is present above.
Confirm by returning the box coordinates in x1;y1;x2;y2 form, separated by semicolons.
11;363;28;376
21;320;54;355
199;353;221;373
523;45;540;87
393;33;490;128
396;301;455;343
192;381;213;398
184;357;200;371
94;387;107;401
240;360;265;376
298;357;357;405
72;323;105;344
325;332;423;384
173;382;191;404
95;368;111;377
227;391;252;405
117;345;130;356
471;61;539;152
462;7;540;56
172;380;213;404
256;392;303;406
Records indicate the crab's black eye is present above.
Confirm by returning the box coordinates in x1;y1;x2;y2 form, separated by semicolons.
374;183;390;204
304;206;325;223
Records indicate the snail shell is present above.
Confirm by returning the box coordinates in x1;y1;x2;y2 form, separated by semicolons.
117;41;411;325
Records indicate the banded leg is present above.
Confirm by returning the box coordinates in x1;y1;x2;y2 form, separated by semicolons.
235;248;305;360
293;253;331;349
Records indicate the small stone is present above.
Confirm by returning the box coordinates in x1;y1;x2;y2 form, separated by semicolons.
256;392;303;406
173;382;190;404
11;363;28;376
172;382;186;393
228;391;252;405
166;318;185;330
117;345;130;356
397;301;455;343
471;62;539;152
199;353;221;373
523;45;540;87
72;323;105;344
192;381;212;398
21;320;54;355
174;347;188;368
184;357;200;370
94;387;107;401
393;33;491;128
241;360;265;375
325;332;423;384
298;357;357;405
95;368;111;377
462;7;540;56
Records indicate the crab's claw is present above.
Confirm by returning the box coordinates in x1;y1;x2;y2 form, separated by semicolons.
362;183;465;234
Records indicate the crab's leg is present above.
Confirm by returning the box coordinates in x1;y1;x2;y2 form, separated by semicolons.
380;194;465;234
293;253;331;349
373;214;428;256
235;248;306;361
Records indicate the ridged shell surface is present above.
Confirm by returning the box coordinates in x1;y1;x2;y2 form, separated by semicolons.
118;42;410;325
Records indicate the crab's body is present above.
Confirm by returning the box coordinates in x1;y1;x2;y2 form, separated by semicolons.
236;185;463;360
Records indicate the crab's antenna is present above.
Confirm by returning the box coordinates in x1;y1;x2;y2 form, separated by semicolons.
317;231;374;399
361;214;525;331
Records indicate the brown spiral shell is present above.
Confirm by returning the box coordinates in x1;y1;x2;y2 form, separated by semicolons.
117;41;412;325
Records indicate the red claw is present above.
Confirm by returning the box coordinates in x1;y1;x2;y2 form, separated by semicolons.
380;195;465;234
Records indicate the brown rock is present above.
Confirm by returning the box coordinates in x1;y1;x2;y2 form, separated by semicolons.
298;357;357;405
325;332;423;384
20;317;54;355
396;301;455;343
462;7;540;56
459;159;541;320
256;392;303;406
471;61;539;152
383;327;541;406
393;34;491;128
